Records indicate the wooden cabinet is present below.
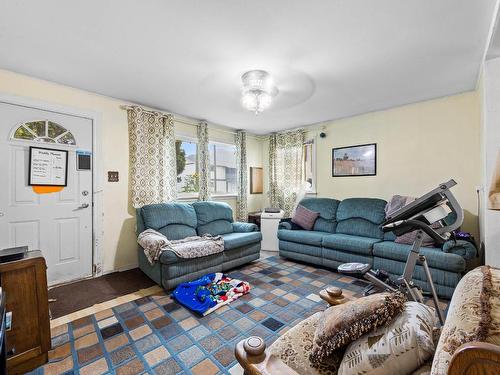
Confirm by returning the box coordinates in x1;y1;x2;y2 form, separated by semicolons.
0;251;50;374
248;212;262;230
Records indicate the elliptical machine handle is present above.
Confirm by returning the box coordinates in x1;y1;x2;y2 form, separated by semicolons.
383;219;447;245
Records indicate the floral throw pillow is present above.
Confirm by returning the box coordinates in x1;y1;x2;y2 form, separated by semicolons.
338;302;437;375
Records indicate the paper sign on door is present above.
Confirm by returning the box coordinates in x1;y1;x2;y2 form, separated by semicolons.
28;146;68;187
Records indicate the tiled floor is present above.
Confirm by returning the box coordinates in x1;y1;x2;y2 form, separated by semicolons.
33;254;449;375
50;285;164;329
50;251;278;328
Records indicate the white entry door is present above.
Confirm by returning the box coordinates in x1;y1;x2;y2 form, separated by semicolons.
0;101;93;285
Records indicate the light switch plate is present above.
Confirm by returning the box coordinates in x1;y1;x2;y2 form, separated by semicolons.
108;171;119;182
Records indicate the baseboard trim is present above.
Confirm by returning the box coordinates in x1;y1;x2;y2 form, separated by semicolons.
102;262;139;275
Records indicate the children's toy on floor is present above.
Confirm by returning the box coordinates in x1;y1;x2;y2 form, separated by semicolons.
172;273;250;316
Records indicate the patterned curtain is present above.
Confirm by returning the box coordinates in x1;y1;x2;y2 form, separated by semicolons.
197;121;211;201
489;150;500;210
268;129;305;217
128;106;177;208
235;130;248;221
268;134;279;210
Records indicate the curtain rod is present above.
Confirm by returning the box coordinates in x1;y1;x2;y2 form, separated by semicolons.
121;104;263;139
172;118;265;140
121;105;172;119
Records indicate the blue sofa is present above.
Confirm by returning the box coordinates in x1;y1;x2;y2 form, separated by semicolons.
136;201;261;289
278;198;478;298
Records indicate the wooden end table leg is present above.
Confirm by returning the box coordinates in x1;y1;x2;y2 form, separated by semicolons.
319;286;348;306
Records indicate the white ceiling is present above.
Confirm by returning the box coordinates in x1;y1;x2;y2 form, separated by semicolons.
0;1;497;134
487;5;500;59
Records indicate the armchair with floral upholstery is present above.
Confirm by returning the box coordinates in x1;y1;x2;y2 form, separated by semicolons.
235;266;500;375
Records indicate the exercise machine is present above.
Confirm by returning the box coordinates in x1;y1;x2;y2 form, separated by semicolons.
338;179;464;325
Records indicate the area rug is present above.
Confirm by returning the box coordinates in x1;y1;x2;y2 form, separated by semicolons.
29;256;449;375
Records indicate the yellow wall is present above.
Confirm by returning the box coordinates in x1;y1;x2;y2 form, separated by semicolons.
0;68;482;274
482;59;500;267
310;91;481;236
262;91;481;237
0;69;265;273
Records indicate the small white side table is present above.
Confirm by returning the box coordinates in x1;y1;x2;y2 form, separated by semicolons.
260;210;284;252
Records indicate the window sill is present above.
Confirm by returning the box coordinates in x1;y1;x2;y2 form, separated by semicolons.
176;194;237;201
176;195;198;201
212;194;237;200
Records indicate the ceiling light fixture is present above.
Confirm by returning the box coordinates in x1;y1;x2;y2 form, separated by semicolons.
241;70;278;114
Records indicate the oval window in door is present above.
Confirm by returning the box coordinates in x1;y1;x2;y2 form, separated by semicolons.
11;120;76;145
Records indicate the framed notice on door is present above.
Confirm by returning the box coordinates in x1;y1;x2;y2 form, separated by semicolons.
28;146;68;186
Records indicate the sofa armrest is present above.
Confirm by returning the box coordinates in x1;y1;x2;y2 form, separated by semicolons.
232;222;258;233
235;339;299;375
442;240;477;260
278;221;292;230
448;341;500;375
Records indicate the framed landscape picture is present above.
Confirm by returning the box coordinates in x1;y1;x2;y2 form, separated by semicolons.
332;143;376;177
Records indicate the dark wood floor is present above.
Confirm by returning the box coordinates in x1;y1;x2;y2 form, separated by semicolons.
48;268;155;319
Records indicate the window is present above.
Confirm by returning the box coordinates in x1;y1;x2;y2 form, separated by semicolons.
209;143;237;195
175;138;237;196
303;139;315;192
12;120;76;145
176;139;199;195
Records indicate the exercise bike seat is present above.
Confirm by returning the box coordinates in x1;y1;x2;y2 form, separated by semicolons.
338;262;372;276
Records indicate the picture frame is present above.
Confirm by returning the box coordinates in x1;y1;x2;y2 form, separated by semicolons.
332;143;377;177
250;167;263;194
29;146;69;186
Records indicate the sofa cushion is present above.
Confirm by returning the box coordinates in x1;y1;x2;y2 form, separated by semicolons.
192;201;233;225
322;234;381;255
197;220;233;236
300;198;340;233
192;201;234;235
140;203;198;240
336;198;387;239
278;229;331;247
373;241;466;272
222;232;262;250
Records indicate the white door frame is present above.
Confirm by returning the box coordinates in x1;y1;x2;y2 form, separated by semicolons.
0;92;104;281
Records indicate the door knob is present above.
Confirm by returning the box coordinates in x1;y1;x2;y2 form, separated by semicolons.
78;203;89;209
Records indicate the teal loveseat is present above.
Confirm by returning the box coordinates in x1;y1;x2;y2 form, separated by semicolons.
278;197;478;298
136;201;261;289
